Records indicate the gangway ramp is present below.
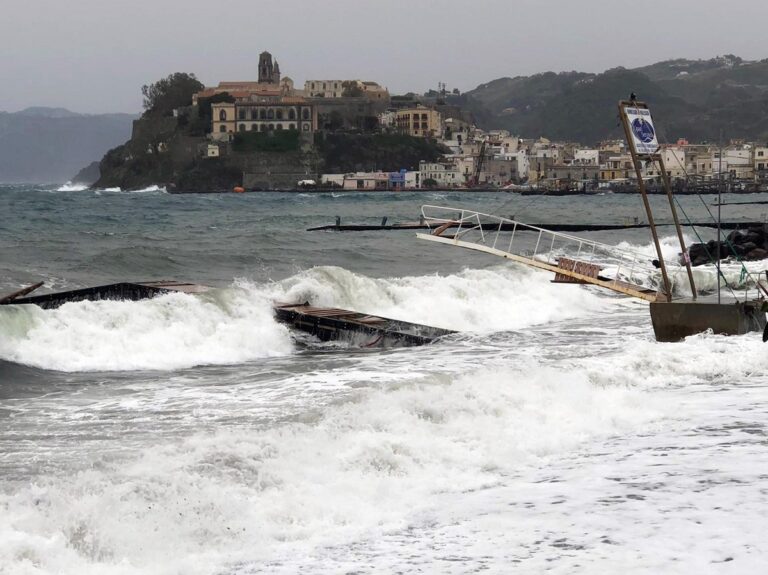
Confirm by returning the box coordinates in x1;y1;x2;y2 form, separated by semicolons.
416;205;663;302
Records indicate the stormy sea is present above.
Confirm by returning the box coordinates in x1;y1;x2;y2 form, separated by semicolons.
2;184;767;574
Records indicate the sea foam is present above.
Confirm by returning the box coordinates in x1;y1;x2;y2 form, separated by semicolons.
0;290;293;372
0;362;662;574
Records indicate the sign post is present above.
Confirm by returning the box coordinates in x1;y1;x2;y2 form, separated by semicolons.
618;101;672;301
618;100;697;301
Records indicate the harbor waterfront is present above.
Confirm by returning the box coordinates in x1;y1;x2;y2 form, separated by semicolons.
3;184;768;572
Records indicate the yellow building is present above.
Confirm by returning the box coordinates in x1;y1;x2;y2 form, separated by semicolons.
395;106;442;138
211;97;317;140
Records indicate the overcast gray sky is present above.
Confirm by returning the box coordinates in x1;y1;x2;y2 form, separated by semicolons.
1;0;766;114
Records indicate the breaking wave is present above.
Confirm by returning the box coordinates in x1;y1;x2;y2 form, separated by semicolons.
0;264;609;372
265;263;607;332
615;234;768;296
0;290;293;372
56;182;89;192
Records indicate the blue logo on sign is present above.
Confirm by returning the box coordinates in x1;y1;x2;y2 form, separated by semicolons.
631;118;655;143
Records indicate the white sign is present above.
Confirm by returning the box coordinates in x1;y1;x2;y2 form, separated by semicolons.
625;106;659;156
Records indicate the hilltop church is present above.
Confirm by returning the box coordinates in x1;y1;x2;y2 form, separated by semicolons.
258;51;281;84
196;50;389;141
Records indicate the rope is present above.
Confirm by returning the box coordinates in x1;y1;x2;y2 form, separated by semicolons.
665;145;765;295
672;195;737;298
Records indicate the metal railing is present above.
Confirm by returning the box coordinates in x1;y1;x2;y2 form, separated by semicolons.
420;205;664;292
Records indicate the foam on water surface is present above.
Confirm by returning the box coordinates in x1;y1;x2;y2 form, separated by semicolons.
3;186;768;573
0;290;293;372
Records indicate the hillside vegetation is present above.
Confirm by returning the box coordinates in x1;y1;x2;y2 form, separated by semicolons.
459;56;768;144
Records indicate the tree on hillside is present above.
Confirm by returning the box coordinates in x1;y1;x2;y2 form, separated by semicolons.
197;92;236;119
187;91;237;135
141;73;204;116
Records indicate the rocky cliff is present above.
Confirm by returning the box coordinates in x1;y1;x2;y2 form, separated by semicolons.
94;109;446;191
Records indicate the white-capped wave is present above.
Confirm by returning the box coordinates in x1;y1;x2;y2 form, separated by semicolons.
131;185;167;193
0;363;663;574
615;234;768;297
0;290;293;372
264;264;607;332
56;182;89;192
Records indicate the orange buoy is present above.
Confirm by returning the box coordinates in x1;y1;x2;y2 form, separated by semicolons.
233;186;245;193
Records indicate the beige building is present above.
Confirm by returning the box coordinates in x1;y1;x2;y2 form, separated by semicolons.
341;172;389;190
755;147;768;181
304;80;389;101
396;106;442;138
211;97;317;140
600;155;634;181
305;80;344;98
419;161;462;187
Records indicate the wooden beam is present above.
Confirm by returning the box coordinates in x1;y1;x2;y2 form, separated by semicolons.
0;281;44;304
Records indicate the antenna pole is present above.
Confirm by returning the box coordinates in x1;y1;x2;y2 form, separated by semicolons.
716;136;723;303
618;101;673;301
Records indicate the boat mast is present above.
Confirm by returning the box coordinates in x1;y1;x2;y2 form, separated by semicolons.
657;153;698;299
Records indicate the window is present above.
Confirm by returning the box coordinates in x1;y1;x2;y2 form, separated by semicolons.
276;109;283;120
268;123;275;130
260;109;266;120
251;109;258;120
288;109;296;120
303;123;310;132
276;124;283;131
238;109;246;120
251;124;258;131
219;125;226;133
289;123;296;130
302;108;310;120
260;125;268;132
219;110;227;121
267;109;274;120
759;151;765;157
239;124;245;132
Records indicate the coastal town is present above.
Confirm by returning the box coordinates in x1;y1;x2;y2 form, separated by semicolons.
173;51;768;193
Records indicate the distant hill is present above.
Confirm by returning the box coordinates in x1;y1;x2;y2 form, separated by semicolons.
0;108;136;183
459;56;768;144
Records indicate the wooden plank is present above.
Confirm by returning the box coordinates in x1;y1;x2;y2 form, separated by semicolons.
0;281;44;304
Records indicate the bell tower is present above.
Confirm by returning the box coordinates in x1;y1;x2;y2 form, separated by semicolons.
258;51;274;84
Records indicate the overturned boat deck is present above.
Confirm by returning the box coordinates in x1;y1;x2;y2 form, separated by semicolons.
274;303;453;347
1;281;452;347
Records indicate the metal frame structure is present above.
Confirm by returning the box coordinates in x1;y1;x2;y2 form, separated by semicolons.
417;205;662;302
